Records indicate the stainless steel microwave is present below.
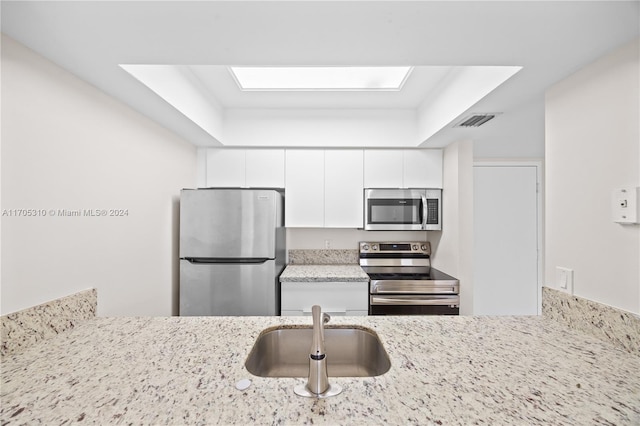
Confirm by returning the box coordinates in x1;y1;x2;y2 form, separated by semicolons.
364;188;442;231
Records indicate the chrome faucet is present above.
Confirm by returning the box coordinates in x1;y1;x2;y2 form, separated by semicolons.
294;305;342;398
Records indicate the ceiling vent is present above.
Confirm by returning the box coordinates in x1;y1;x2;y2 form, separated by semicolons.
454;113;500;128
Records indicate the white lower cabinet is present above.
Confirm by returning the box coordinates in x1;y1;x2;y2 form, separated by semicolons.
280;281;369;316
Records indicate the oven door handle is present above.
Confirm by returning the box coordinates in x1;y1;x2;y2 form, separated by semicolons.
370;296;460;306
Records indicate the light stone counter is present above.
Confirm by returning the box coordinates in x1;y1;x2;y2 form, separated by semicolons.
1;315;639;425
280;264;369;282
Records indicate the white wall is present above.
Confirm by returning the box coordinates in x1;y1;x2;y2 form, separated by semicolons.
417;66;522;144
472;97;545;159
429;140;474;315
223;109;418;147
545;38;639;314
120;65;225;145
286;229;428;251
1;35;197;316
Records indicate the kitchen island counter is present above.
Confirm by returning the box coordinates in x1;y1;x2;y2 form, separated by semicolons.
1;315;639;425
280;264;369;282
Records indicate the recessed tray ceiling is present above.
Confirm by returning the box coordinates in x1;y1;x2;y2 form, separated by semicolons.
120;64;521;146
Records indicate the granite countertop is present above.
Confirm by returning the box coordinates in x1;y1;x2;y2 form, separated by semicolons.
280;264;370;282
2;315;639;425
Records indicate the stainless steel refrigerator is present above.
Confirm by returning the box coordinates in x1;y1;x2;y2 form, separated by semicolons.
179;188;285;316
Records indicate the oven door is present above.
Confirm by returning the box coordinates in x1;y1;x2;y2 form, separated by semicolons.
369;294;460;315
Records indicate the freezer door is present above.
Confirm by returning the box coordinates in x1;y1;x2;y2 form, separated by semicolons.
180;259;281;316
180;189;283;259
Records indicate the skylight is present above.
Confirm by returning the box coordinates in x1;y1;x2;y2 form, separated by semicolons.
228;66;413;91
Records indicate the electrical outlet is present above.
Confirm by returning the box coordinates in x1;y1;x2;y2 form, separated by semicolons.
556;267;574;294
324;239;332;249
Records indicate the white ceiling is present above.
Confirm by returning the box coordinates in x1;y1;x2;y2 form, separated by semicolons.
1;1;638;149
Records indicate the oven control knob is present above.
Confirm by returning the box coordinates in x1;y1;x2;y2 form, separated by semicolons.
372;244;378;251
412;244;419;251
363;244;370;251
421;244;428;251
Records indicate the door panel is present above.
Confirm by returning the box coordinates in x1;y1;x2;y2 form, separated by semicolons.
179;259;279;316
180;189;279;259
473;165;539;315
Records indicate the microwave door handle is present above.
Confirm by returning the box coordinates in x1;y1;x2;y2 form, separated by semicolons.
421;193;427;230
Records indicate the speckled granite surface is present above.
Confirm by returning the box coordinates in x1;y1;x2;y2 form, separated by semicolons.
288;249;359;265
2;315;639;425
542;286;640;355
0;289;96;358
280;264;369;282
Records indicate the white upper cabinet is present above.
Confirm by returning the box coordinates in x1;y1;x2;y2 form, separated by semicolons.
363;150;404;188
246;149;285;187
285;150;324;227
206;147;441;227
205;148;285;188
205;149;245;187
324;150;364;228
364;149;443;189
286;149;364;228
403;149;443;188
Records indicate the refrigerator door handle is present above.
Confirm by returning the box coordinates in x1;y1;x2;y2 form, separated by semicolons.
184;258;271;265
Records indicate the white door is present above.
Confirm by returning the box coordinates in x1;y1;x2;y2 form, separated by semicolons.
473;164;540;315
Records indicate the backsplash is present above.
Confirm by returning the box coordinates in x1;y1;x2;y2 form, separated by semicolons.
1;289;97;358
542;286;640;355
288;249;359;265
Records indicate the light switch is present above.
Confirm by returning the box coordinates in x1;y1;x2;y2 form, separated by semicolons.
556;267;573;294
612;187;639;224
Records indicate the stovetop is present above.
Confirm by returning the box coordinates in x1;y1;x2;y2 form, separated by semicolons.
363;266;457;282
359;241;458;285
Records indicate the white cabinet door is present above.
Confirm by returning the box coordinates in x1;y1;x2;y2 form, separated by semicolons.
285;150;324;227
364;149;443;189
404;149;443;188
325;150;364;228
281;281;369;316
246;149;285;188
363;150;403;188
205;149;245;187
205;149;285;188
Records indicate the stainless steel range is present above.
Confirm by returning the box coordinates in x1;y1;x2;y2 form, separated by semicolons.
359;241;460;315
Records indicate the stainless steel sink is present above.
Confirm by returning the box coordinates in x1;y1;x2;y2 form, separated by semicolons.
245;326;391;378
